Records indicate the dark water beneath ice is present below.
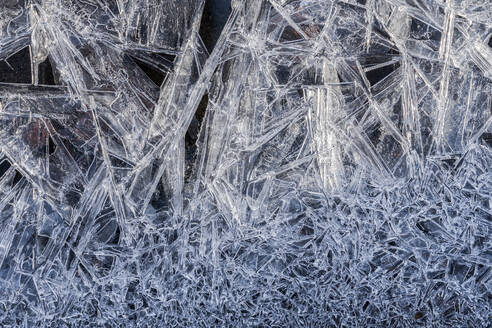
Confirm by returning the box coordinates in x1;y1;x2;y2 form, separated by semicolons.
200;0;232;52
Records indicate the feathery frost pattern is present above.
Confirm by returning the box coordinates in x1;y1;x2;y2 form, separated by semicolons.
0;0;491;326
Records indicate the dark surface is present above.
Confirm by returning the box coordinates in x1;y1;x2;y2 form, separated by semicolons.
38;57;57;85
0;46;31;83
200;0;232;53
131;56;167;87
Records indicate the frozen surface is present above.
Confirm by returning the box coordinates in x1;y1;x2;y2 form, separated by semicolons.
0;0;491;326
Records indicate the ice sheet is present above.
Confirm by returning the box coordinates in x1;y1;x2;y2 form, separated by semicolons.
0;0;491;326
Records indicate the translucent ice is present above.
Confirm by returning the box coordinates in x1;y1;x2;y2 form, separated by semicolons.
0;0;491;326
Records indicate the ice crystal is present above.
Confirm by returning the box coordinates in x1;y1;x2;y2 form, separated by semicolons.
0;0;491;326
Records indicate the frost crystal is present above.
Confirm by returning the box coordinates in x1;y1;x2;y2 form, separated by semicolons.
0;0;491;326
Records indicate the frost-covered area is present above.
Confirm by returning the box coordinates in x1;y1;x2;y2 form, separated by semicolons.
0;0;491;326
